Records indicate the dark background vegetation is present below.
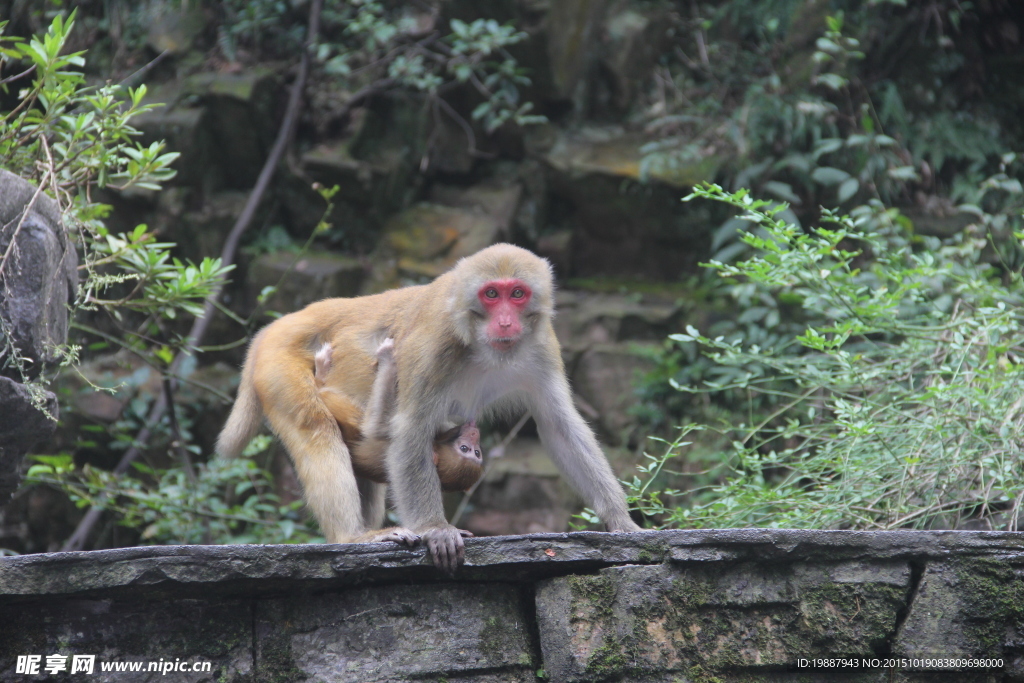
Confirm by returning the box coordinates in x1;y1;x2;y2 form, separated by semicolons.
2;0;1022;554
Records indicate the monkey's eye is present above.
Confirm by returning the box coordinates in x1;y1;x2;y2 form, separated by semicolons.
475;450;481;457
511;288;525;299
484;288;499;299
460;444;470;452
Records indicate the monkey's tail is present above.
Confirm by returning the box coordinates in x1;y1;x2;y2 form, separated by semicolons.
216;371;263;459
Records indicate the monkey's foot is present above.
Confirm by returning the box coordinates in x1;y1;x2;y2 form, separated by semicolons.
365;527;420;547
421;525;467;575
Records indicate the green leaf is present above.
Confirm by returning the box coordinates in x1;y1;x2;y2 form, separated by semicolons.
837;177;859;203
811;167;851;186
813;138;843;159
887;165;920;181
815;73;847;91
762;181;801;205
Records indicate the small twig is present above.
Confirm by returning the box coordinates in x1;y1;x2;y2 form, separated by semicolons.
421;97;441;171
35;476;286;526
1009;488;1024;533
117;49;171;90
162;377;197;483
435;95;479;156
70;322;234;402
573;393;600;421
690;0;709;66
349;32;440;79
336;77;397;122
0;64;35;87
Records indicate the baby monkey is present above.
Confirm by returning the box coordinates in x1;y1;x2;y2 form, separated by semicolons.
314;338;484;493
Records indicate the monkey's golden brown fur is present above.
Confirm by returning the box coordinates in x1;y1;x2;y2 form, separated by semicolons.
218;243;639;571
313;339;483;492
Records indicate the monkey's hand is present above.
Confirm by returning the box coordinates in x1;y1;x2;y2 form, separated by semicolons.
363;527;420;547
421;525;468;574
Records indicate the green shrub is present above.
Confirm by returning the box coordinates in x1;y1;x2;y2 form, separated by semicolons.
627;182;1024;531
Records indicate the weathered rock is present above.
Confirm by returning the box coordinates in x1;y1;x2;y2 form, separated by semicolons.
537;560;910;681
299;140;377;205
293;137;415;250
513;158;550;244
1;531;1024;682
554;289;684;344
544;0;610;106
424;106;476;173
134;95;215;190
895;559;1024;659
430;181;523;238
0;376;57;503
546;126;724;190
256;584;536;682
535;229;573;277
601;2;673;113
181;68;280;189
569;342;658;444
135;69;280;192
543;127;723;278
364;203;504;292
58;352;160;426
163;190;249;265
0;482;79;554
0;598;253;682
145;4;206;54
4;530;1024;598
0;170;77;376
0;171;72;503
246;250;365;315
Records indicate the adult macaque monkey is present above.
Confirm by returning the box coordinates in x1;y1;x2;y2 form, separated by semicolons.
218;243;640;572
314;338;483;492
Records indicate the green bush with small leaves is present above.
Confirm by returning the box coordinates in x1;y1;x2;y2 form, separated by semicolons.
626;182;1024;531
1;13;310;549
0;12;230;386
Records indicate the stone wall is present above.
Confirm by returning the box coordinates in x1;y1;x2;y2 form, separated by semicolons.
1;529;1023;682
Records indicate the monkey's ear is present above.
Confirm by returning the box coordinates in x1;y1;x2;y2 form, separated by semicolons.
436;424;463;444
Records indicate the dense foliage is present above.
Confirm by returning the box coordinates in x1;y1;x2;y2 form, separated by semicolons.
624;1;1024;531
2;2;546;549
0;13;298;547
625;183;1024;530
0;13;226;386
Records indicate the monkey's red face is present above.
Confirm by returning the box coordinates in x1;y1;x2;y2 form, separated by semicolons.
478;279;532;351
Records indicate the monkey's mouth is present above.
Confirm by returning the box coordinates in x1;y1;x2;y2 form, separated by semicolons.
489;337;517;351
